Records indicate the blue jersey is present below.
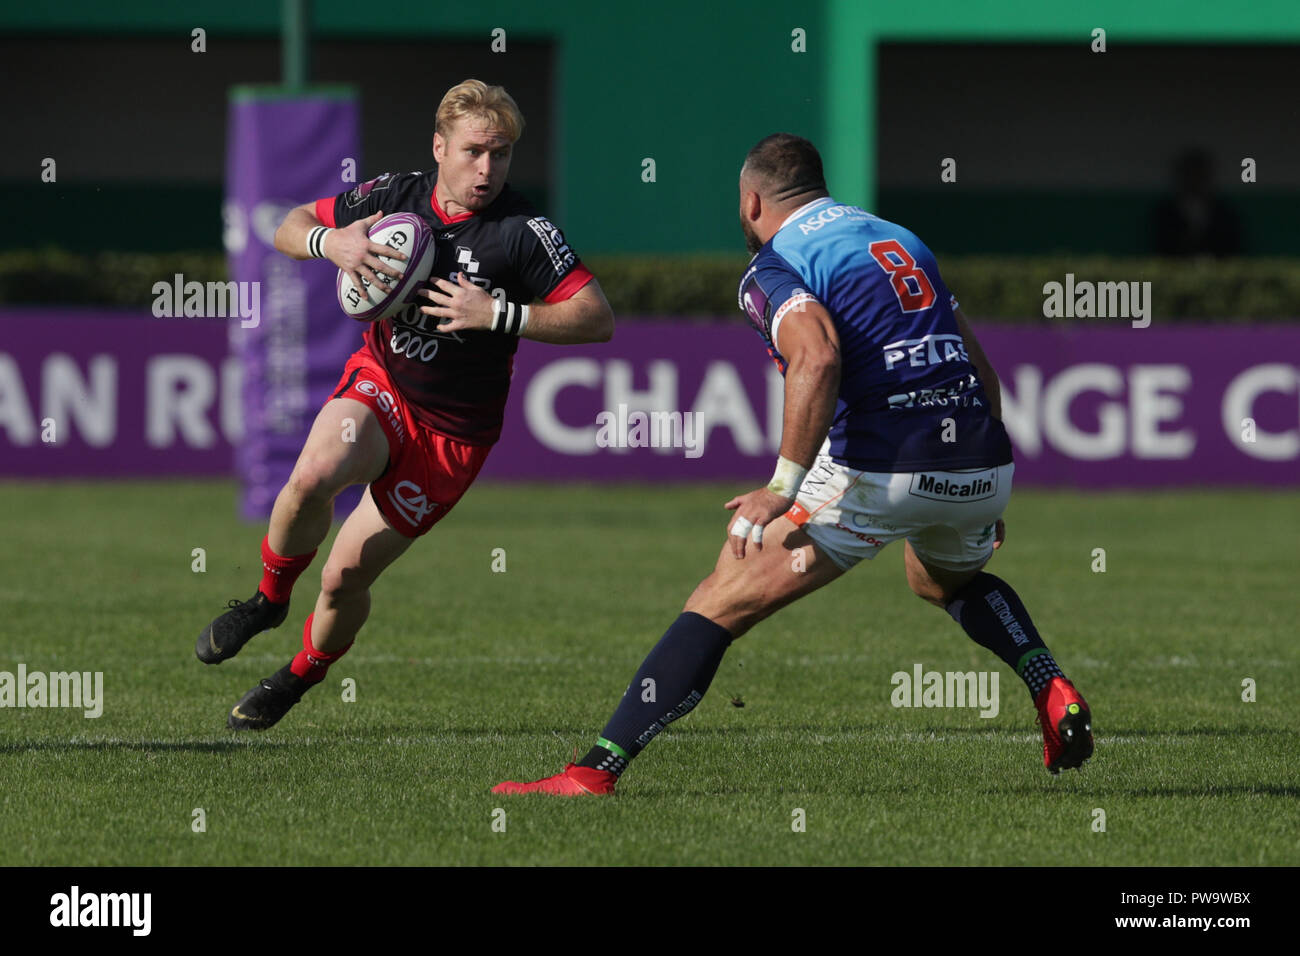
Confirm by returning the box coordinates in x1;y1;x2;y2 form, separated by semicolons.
737;196;1013;472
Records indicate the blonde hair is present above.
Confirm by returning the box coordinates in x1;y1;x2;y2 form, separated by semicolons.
435;79;525;142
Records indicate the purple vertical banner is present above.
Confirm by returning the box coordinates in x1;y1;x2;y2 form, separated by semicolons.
224;85;361;520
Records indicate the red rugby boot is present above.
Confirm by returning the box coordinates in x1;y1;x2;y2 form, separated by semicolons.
492;763;617;796
1034;677;1094;774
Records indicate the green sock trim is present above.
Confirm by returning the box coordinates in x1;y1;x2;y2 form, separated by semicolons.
596;737;630;760
1015;648;1052;675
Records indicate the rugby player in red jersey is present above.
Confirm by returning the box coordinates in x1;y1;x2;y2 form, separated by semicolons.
195;79;612;729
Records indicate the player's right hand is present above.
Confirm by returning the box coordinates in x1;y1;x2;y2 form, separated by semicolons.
723;486;792;559
326;210;409;296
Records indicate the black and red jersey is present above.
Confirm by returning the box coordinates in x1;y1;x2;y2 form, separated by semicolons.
315;170;594;445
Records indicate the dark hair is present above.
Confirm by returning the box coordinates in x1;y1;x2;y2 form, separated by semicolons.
742;133;827;202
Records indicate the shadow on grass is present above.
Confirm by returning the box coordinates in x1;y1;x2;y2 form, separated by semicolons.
1080;783;1300;798
676;723;1281;739
0;739;288;753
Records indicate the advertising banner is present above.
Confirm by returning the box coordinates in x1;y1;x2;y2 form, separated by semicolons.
2;313;1296;488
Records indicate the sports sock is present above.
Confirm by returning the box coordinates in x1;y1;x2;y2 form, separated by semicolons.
289;613;353;684
578;612;733;776
945;572;1065;698
259;535;316;605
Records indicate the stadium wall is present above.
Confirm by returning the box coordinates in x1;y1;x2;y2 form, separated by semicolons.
8;1;1297;254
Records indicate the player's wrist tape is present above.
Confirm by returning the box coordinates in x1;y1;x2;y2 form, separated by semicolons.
767;455;808;499
491;299;530;336
306;226;334;259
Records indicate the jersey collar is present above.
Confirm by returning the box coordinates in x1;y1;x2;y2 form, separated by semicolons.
777;196;835;233
430;182;482;225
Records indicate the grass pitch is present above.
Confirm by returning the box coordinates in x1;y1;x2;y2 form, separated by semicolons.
0;480;1296;866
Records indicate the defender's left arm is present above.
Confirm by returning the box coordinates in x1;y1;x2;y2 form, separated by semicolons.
773;302;841;469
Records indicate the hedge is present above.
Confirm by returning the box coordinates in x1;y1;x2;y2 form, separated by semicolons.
2;248;1298;321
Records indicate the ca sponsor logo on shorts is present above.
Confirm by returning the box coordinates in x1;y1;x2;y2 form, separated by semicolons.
386;480;439;527
908;470;998;501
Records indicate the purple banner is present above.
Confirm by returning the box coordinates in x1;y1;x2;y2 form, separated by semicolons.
978;325;1300;486
478;320;1300;487
224;88;360;519
2;312;1296;487
0;309;234;476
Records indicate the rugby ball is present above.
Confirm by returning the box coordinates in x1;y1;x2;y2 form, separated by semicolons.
336;212;435;322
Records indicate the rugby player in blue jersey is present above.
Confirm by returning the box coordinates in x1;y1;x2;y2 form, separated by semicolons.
495;134;1092;795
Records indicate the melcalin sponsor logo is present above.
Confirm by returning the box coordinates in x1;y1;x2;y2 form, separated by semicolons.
50;886;150;936
891;663;999;718
152;273;261;328
0;665;103;718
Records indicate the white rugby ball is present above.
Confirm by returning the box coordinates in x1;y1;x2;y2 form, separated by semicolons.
336;212;435;322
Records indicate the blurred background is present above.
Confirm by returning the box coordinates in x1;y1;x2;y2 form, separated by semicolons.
2;0;1298;499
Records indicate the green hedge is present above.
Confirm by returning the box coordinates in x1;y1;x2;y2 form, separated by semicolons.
3;248;1298;320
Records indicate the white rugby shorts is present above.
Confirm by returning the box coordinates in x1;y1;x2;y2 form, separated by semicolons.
784;444;1013;572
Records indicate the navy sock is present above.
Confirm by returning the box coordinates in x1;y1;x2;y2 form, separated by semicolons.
578;612;733;775
945;572;1065;698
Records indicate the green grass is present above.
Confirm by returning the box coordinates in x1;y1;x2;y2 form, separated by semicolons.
0;480;1296;865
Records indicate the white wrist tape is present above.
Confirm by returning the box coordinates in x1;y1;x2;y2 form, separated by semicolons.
767;455;808;499
306;226;334;259
491;299;530;336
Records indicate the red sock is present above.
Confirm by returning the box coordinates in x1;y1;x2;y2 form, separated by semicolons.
290;613;353;684
259;535;316;605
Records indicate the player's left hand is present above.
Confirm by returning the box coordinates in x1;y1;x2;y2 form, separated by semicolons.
723;487;792;559
418;272;495;332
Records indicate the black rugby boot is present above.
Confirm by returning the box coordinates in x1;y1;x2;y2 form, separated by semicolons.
196;591;289;664
227;664;312;731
